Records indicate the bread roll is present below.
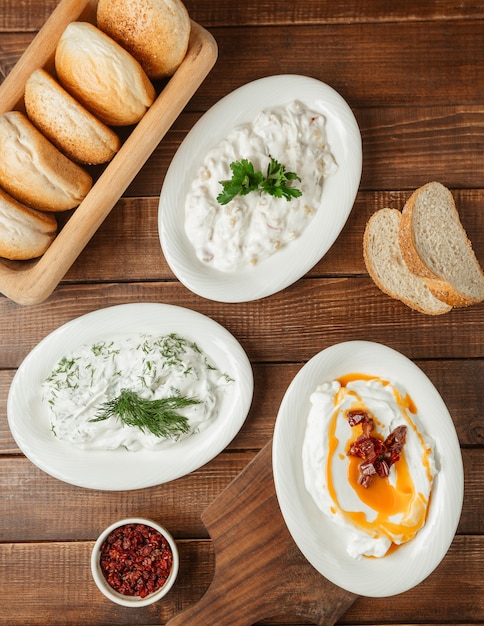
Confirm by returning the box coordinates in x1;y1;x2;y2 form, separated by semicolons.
364;208;451;314
55;22;156;126
25;68;121;165
97;0;190;79
0;111;92;212
0;187;57;260
399;182;484;307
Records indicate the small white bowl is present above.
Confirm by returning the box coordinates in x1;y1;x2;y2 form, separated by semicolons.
91;517;179;607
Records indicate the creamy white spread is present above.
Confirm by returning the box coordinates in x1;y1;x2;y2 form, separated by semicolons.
302;376;436;559
184;100;338;271
42;333;233;452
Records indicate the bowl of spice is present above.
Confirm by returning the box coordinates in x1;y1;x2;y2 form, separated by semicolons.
91;517;179;607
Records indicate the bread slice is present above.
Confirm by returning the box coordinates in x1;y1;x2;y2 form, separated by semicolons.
0;187;57;260
399;182;484;307
0;111;92;212
364;208;452;315
97;0;191;79
24;68;121;165
55;22;156;126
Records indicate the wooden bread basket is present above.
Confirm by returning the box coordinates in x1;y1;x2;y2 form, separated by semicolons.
0;0;218;305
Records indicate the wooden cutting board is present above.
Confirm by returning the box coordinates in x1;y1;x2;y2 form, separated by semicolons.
166;440;357;626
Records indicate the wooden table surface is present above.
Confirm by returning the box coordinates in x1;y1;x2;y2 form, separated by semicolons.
0;1;483;624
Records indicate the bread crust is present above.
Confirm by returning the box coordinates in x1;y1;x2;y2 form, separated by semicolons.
97;0;191;79
399;182;484;307
0;111;92;212
398;192;436;280
25;68;121;165
55;22;156;126
364;208;451;315
0;187;57;260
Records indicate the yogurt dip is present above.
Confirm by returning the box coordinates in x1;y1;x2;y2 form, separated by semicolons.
302;374;436;558
42;333;233;451
184;99;338;272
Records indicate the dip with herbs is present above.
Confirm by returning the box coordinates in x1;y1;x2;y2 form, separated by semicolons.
42;333;233;451
184;99;338;272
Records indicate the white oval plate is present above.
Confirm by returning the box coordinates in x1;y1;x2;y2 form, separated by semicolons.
159;74;362;302
8;303;253;491
272;341;464;597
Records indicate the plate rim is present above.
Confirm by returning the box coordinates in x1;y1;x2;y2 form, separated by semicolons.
272;340;464;597
158;73;362;302
7;302;253;491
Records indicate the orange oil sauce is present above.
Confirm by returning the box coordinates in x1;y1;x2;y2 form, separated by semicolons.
325;374;433;549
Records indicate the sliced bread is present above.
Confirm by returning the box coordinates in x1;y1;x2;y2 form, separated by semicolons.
24;68;121;165
0;111;92;212
364;208;452;315
55;22;156;126
399;182;484;307
0;187;57;260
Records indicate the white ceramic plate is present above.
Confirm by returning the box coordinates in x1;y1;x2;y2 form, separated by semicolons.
272;341;464;597
8;303;253;490
159;74;362;302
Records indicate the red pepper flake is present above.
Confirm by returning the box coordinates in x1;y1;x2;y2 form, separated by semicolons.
100;523;173;598
346;409;407;488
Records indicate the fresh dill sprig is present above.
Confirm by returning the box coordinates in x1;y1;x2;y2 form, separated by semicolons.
89;389;201;439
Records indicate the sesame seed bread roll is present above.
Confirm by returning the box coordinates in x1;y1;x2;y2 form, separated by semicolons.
399;182;484;307
364;208;452;315
0;187;57;260
55;21;156;126
24;69;121;165
0;111;92;212
97;0;191;79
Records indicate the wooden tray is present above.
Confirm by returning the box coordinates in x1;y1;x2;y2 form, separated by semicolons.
0;0;217;306
166;440;357;626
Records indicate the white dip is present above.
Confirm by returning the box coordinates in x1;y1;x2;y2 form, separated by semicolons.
302;376;437;559
184;100;338;272
42;333;233;451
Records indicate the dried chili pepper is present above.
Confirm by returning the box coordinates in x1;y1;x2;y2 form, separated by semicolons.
99;523;173;598
346;409;407;488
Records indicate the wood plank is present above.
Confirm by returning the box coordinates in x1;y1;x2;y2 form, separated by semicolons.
0;280;482;368
0;0;58;31
2;359;483;452
183;22;484;109
0;32;36;83
0;536;481;624
355;108;484;190
1;22;483;108
51;188;483;283
183;0;484;26
1;0;483;31
0;449;481;540
0;539;214;626
0;452;255;541
344;536;484;625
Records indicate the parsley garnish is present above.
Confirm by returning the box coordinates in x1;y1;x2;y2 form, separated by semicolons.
217;157;302;205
